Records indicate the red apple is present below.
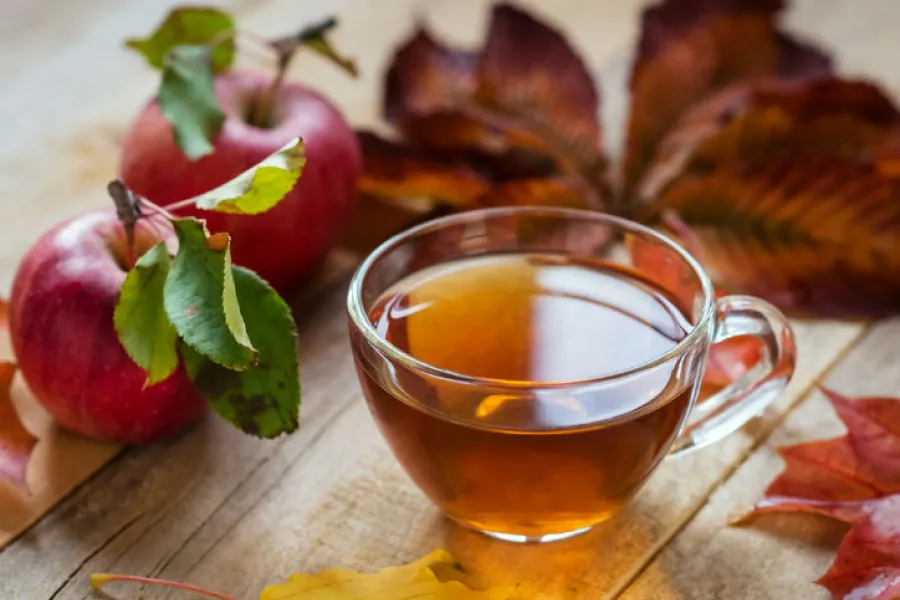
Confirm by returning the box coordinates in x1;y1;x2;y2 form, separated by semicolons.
9;210;206;444
119;70;362;292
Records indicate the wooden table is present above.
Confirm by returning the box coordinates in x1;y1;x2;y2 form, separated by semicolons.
1;0;898;598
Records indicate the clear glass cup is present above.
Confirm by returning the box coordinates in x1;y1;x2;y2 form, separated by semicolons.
347;207;796;543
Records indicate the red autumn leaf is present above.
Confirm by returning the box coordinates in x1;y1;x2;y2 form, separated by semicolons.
0;361;35;492
745;390;900;599
622;0;831;199
752;389;900;508
644;157;900;317
638;78;900;201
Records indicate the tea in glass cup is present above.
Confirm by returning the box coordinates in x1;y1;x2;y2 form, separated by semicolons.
348;208;795;542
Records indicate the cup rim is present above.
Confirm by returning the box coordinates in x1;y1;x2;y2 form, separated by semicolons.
347;206;716;390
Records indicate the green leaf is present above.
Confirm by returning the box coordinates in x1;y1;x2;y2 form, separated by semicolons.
113;243;179;385
191;138;307;214
271;16;358;77
159;44;225;160
125;7;235;72
164;218;256;370
180;268;301;438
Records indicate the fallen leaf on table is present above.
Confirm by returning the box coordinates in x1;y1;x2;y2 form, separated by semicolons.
261;550;514;599
743;389;900;599
0;362;36;492
92;549;525;599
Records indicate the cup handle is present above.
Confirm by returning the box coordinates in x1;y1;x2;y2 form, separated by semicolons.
668;295;797;457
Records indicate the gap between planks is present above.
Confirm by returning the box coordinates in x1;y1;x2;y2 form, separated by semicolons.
600;321;872;600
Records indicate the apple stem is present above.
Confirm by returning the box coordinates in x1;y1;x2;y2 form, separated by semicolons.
90;573;240;600
107;180;142;269
249;16;342;128
249;45;295;128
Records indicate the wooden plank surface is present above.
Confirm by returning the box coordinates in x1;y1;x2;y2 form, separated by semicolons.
0;0;894;599
620;319;900;600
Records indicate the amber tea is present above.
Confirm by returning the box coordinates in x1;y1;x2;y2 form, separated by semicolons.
354;252;699;538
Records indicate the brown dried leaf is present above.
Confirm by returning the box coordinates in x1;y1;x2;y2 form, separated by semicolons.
475;178;592;210
646;157;900;317
358;132;490;208
640;78;900;200
384;30;477;126
0;362;35;492
379;3;607;205
622;0;831;201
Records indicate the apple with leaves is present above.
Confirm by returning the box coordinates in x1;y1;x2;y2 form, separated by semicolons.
8;141;305;445
119;8;362;293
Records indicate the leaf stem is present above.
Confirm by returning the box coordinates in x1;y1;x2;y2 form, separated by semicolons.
90;573;239;600
165;196;201;214
249;16;339;128
139;197;176;221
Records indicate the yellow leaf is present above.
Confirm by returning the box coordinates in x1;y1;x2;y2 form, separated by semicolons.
260;550;515;600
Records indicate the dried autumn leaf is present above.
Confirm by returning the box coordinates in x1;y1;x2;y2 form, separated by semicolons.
261;550;514;599
475;178;592;210
867;132;900;180
360;0;899;319
373;3;608;208
92;550;519;599
622;0;831;200
639;78;900;200
750;389;900;507
744;390;900;599
644;157;900;317
0;362;36;492
358;132;490;208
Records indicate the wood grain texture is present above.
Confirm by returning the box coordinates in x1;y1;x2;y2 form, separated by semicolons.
620;319;900;600
0;0;893;598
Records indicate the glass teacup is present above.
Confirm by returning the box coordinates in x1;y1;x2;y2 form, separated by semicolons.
347;207;795;542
